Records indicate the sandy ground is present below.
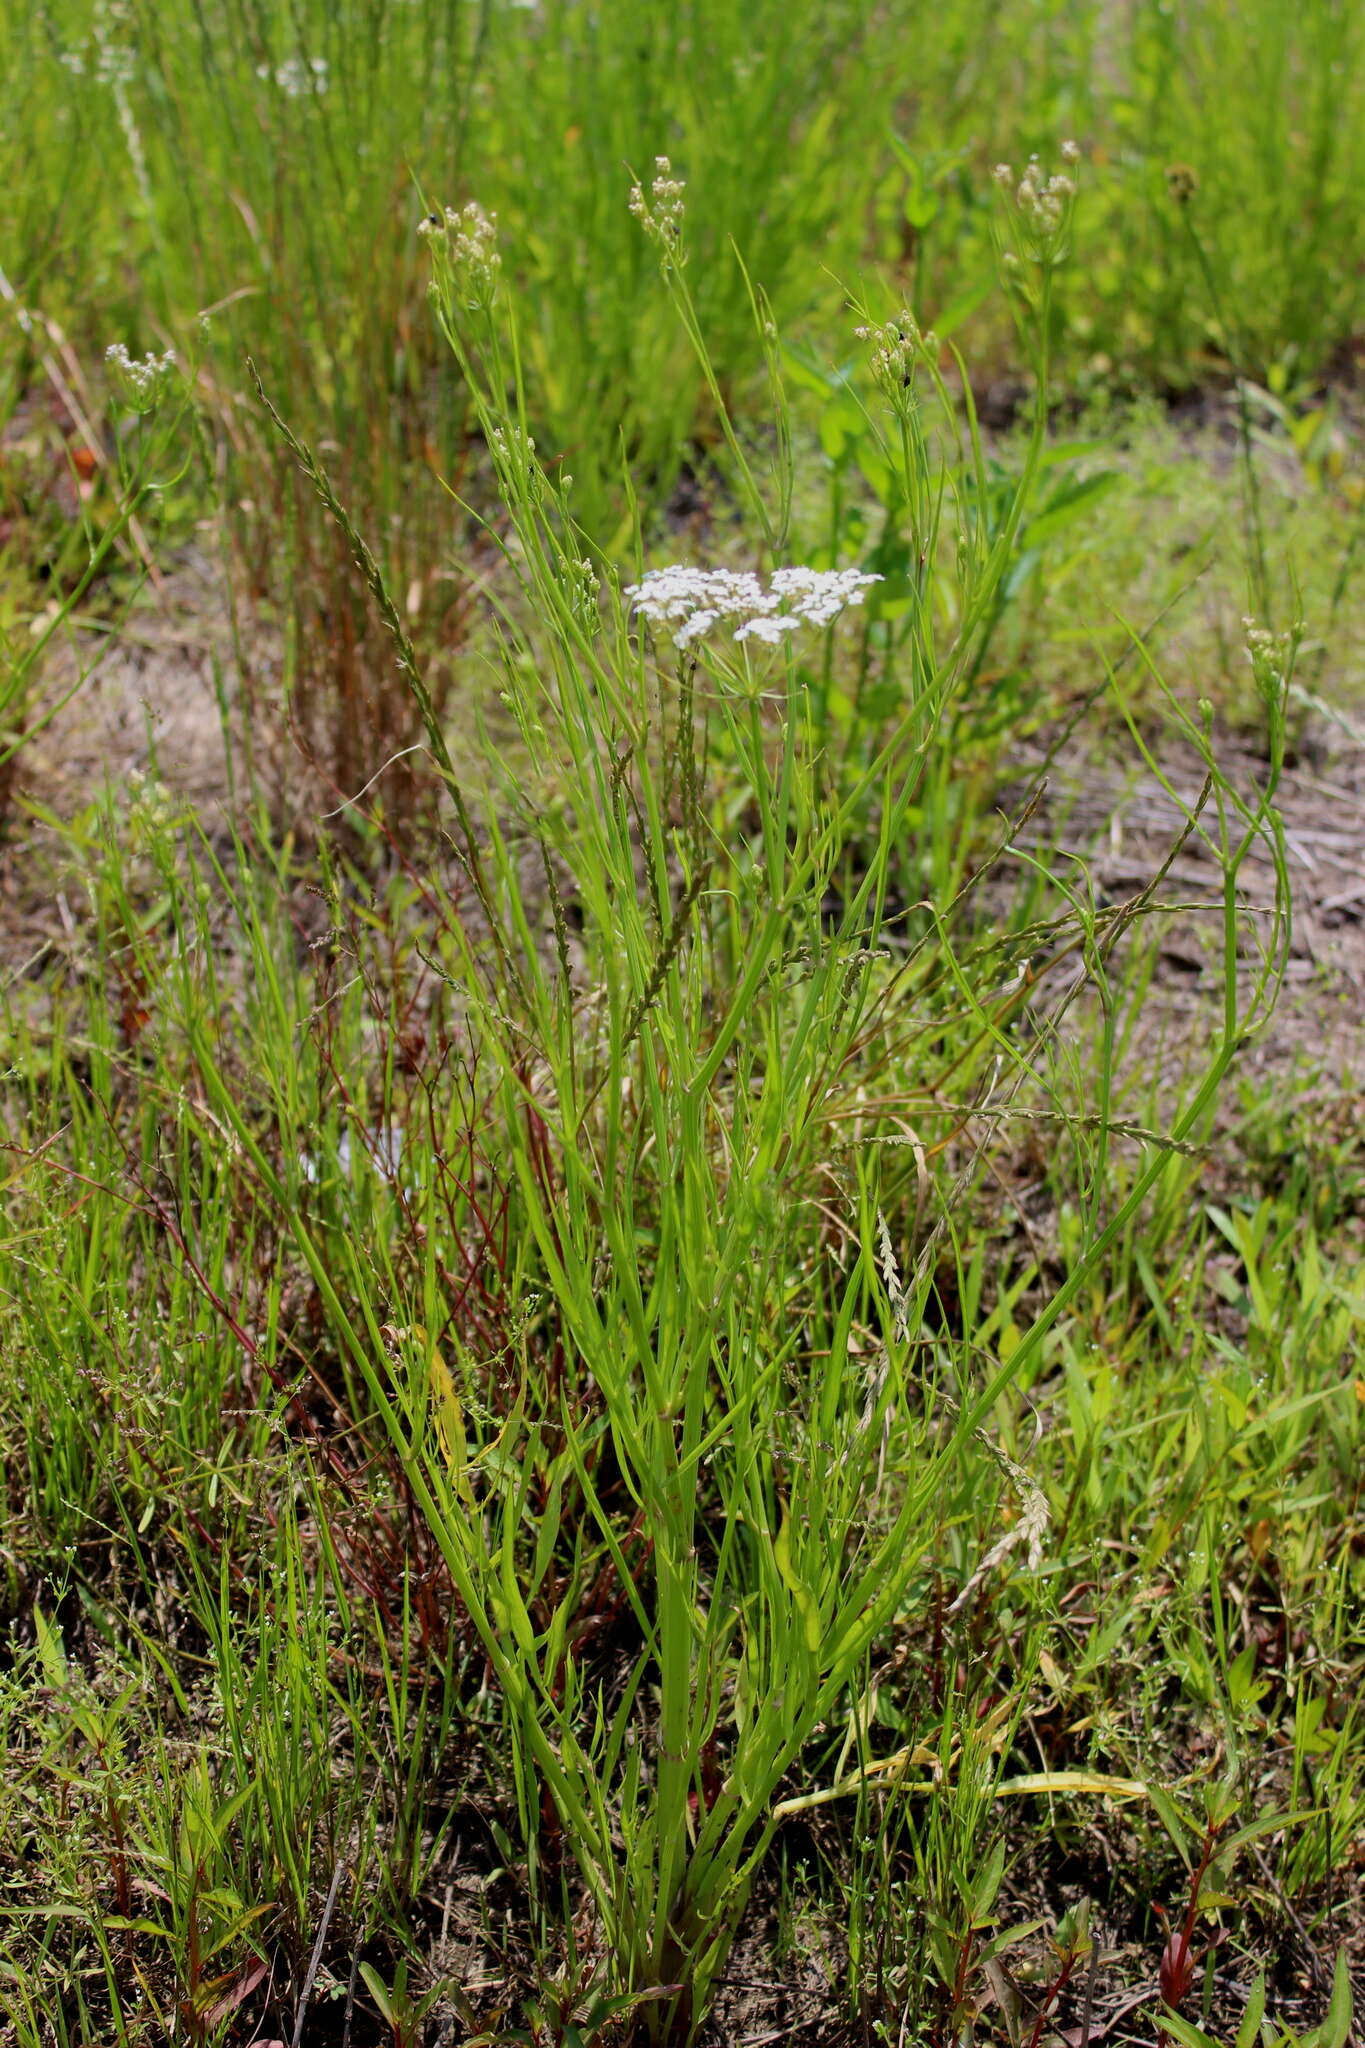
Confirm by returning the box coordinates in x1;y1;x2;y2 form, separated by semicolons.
1008;725;1365;1079
14;549;240;821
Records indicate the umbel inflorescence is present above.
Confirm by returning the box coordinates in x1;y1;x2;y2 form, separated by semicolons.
625;565;880;648
418;200;502;312
104;343;177;411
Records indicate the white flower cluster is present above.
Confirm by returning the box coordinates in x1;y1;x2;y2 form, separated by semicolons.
91;0;136;82
560;552;600;625
628;156;687;265
125;768;175;845
488;423;535;461
855;310;939;401
486;421;546;504
94;39;136;86
1243;615;1296;683
257;55;329;97
993;142;1079;254
105;342;177;410
420;200;501;310
626;564;881;650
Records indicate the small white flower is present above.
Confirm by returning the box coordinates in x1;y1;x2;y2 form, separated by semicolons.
421;200;501;311
629;155;687;266
855;312;939;402
674;608;720;648
94;41;137;85
105;342;177;411
257;54;329;97
1242;614;1294;684
734;613;803;645
625;564;880;649
1000;146;1079;259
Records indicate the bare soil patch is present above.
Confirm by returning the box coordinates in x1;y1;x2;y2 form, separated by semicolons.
1007;722;1365;1080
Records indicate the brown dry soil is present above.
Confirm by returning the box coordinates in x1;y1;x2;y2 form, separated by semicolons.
18;553;236;815
3;561;1363;2045
1009;723;1365;1083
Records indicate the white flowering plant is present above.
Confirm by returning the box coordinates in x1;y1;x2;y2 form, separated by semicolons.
991;141;1081;363
418;200;503;316
255;54;329;99
625;564;881;651
627;156;688;271
221;157;1290;2048
104;342;179;415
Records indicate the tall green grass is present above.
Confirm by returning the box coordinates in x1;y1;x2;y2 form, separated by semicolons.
6;202;1296;2038
5;0;1363;770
